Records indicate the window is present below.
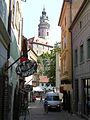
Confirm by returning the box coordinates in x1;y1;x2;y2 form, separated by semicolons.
42;30;43;35
65;17;66;26
47;96;52;101
47;32;49;36
80;44;84;62
75;49;78;66
87;38;90;59
38;32;40;36
64;36;66;49
62;58;66;74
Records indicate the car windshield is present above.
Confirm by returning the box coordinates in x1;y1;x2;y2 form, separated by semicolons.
47;96;52;101
47;96;59;101
53;96;59;101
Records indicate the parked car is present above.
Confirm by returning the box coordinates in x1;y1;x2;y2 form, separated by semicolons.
44;92;62;111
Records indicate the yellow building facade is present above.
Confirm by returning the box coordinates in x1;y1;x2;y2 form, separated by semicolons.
58;0;84;93
58;1;72;92
58;0;85;111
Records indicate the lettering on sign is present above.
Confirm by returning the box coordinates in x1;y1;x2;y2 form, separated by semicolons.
16;59;37;77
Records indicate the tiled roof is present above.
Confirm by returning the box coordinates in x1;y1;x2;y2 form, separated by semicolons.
28;36;53;48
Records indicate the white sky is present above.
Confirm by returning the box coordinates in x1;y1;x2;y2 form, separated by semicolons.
21;0;63;45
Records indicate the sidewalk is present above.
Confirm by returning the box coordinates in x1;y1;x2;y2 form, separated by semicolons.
62;111;88;120
19;109;31;120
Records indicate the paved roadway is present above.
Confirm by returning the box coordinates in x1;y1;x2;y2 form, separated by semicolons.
21;99;86;120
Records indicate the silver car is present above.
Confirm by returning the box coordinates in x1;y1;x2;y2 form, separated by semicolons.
44;92;61;110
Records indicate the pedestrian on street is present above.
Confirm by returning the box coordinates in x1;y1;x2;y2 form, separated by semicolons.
43;98;48;113
40;95;42;102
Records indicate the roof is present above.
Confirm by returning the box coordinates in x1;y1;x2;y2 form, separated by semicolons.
28;36;53;48
58;0;72;26
39;76;49;83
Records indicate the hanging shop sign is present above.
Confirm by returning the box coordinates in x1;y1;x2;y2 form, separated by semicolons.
16;59;37;77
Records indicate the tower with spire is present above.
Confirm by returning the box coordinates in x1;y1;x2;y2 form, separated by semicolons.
38;7;50;40
28;7;53;56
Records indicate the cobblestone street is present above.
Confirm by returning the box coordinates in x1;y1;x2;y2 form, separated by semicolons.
19;100;86;120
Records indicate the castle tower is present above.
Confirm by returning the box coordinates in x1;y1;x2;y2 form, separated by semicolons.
38;7;50;40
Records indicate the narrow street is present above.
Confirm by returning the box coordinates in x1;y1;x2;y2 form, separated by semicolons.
20;99;86;120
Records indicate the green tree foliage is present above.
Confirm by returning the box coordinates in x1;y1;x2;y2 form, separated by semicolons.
46;49;56;86
37;42;61;86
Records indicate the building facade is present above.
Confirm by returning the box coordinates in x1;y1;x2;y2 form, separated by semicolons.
70;0;90;117
0;0;23;119
7;0;23;120
27;36;53;56
58;0;72;95
58;0;85;112
0;0;11;119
